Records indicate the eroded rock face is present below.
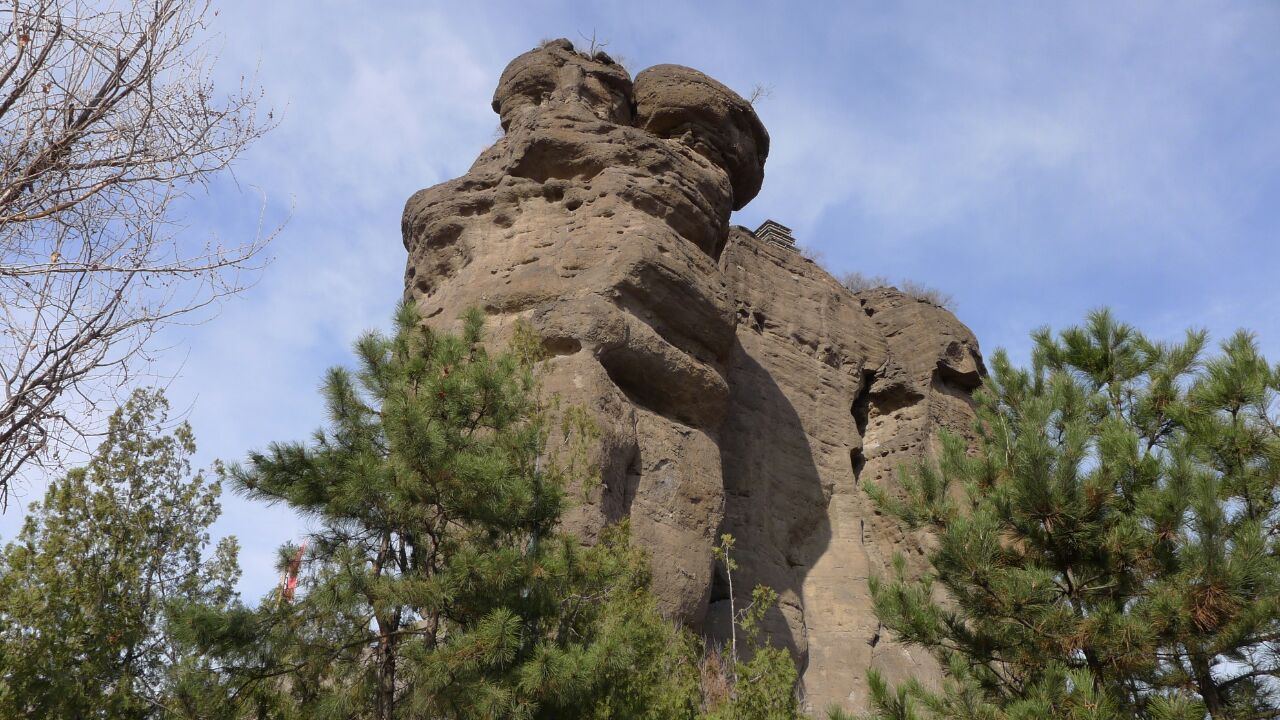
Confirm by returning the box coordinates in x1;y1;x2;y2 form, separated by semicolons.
401;39;984;714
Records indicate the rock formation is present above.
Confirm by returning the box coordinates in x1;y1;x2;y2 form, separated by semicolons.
401;38;985;714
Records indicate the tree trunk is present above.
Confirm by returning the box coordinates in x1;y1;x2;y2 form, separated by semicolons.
1190;652;1224;719
377;620;397;720
1082;647;1107;693
372;532;397;720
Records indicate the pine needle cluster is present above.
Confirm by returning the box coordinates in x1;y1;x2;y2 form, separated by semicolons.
861;310;1280;720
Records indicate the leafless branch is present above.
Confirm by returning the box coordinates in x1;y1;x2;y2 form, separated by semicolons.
747;83;772;105
0;0;277;505
576;29;608;57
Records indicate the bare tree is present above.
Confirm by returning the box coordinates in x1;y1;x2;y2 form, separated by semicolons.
0;0;274;504
576;29;608;56
747;83;772;105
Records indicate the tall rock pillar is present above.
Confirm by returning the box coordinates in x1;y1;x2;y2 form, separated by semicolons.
401;39;984;713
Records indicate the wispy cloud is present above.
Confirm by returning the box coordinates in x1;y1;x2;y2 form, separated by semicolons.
4;1;1277;598
153;5;510;596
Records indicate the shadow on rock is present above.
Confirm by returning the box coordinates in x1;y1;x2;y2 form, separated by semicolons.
707;335;833;676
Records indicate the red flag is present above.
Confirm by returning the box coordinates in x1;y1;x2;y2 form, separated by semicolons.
281;540;307;603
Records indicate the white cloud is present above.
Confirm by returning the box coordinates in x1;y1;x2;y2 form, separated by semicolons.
4;1;1278;600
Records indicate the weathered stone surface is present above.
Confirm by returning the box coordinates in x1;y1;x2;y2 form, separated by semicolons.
633;65;769;210
404;39;746;626
401;39;985;714
709;235;986;713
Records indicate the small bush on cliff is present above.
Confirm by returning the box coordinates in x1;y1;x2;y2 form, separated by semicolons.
862;310;1280;720
704;534;802;720
838;271;955;310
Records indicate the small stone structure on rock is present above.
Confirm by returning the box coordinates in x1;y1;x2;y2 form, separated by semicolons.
400;38;985;714
753;219;798;250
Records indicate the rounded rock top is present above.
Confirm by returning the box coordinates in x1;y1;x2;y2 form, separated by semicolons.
490;40;770;211
633;64;769;210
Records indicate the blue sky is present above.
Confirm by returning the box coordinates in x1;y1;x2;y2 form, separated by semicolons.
3;1;1279;598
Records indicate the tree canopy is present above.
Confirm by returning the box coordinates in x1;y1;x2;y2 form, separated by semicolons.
0;388;240;718
0;303;811;719
863;310;1280;720
187;304;737;719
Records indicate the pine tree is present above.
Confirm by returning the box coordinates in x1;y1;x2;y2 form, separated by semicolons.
861;310;1280;720
0;388;241;719
200;303;705;719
